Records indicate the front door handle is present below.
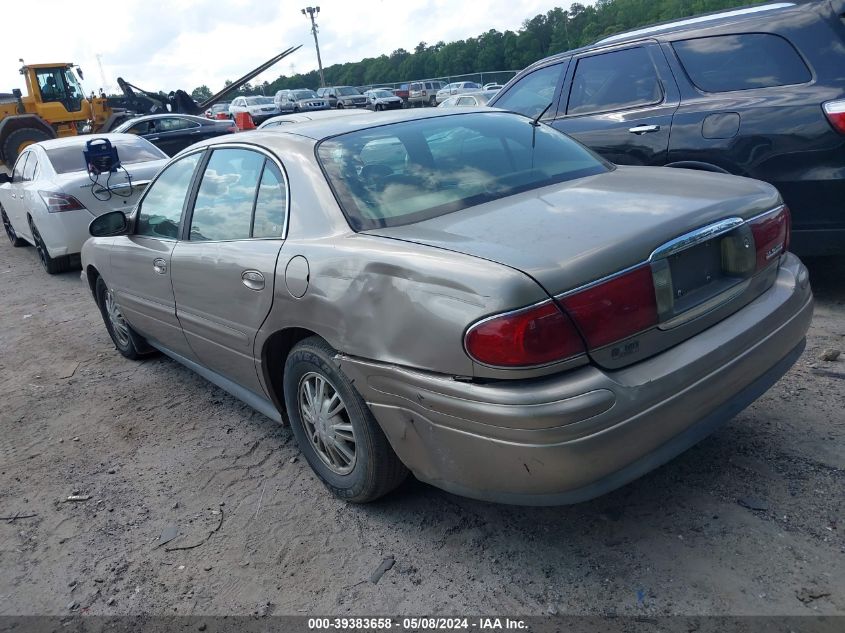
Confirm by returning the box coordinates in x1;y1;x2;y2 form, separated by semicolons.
153;258;167;274
147;136;160;141
629;124;661;135
241;270;265;291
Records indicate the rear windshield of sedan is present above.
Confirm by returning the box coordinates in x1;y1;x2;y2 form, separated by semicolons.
246;97;274;105
46;139;167;174
317;112;609;230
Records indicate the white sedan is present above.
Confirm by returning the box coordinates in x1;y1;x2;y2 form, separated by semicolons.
0;134;168;274
228;96;281;124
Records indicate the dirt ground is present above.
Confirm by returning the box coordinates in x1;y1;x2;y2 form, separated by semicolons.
0;239;843;618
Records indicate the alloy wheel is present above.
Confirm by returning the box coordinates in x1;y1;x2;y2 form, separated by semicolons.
298;372;356;474
104;289;131;348
30;224;49;270
2;208;17;244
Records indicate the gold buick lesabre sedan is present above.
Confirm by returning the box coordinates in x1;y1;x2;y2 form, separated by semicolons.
81;108;812;504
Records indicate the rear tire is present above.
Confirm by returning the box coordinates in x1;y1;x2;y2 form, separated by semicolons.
283;336;408;503
2;127;52;166
428;96;437;107
29;220;69;274
95;277;154;360
1;203;26;247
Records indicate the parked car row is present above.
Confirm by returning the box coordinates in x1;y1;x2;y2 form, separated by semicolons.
437;90;499;108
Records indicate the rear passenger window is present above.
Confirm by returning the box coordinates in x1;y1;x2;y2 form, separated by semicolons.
190;148;264;241
22;154;37;181
493;63;563;120
673;34;811;92
12;154;28;183
251;163;287;238
567;47;662;115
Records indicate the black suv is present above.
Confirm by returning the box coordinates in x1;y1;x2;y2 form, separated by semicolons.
489;0;845;255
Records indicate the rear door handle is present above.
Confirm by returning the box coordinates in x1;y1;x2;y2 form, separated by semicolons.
153;258;167;274
241;270;265;291
629;124;661;135
147;136;160;141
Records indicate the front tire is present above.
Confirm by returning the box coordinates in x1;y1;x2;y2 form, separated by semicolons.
29;220;69;274
1;204;26;247
283;336;408;502
336;102;345;109
95;277;154;360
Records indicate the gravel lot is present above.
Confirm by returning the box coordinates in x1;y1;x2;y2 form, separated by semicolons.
0;239;843;617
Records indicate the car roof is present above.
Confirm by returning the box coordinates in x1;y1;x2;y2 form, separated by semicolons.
248;108;501;142
258;109;370;128
34;132;146;150
524;1;801;70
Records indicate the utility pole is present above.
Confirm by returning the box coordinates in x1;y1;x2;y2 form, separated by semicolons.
301;6;325;88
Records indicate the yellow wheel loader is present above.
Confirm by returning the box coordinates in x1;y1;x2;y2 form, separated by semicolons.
0;48;300;168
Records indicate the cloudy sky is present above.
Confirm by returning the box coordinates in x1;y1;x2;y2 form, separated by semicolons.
2;0;572;97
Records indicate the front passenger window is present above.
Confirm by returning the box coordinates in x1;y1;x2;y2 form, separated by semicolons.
493;63;563;119
136;152;201;239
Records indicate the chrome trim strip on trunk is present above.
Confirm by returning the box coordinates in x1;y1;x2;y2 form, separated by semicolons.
554;206;785;300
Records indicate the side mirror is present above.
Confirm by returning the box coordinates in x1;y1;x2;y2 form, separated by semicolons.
89;210;128;237
0;172;11;184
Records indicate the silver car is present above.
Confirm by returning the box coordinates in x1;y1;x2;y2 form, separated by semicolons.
81;109;812;504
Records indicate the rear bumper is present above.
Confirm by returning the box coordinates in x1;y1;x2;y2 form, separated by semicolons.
35;209;94;257
340;254;813;505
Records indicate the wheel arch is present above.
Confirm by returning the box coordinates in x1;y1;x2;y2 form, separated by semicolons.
85;264;101;300
260;326;324;417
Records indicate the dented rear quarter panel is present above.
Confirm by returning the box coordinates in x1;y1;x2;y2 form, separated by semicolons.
253;132;551;384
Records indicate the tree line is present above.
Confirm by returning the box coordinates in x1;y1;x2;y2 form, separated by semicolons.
193;0;766;100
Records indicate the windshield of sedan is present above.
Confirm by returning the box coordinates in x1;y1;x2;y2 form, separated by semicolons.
336;87;360;96
46;139;167;174
370;90;393;98
317;112;610;230
293;90;318;99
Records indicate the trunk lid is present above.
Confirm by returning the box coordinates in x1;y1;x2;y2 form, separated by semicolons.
366;166;780;295
61;160;167;217
367;166;784;368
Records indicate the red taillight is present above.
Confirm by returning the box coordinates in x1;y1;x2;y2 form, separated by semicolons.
749;206;790;271
465;301;585;367
38;191;85;213
823;99;845;134
559;265;658;349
